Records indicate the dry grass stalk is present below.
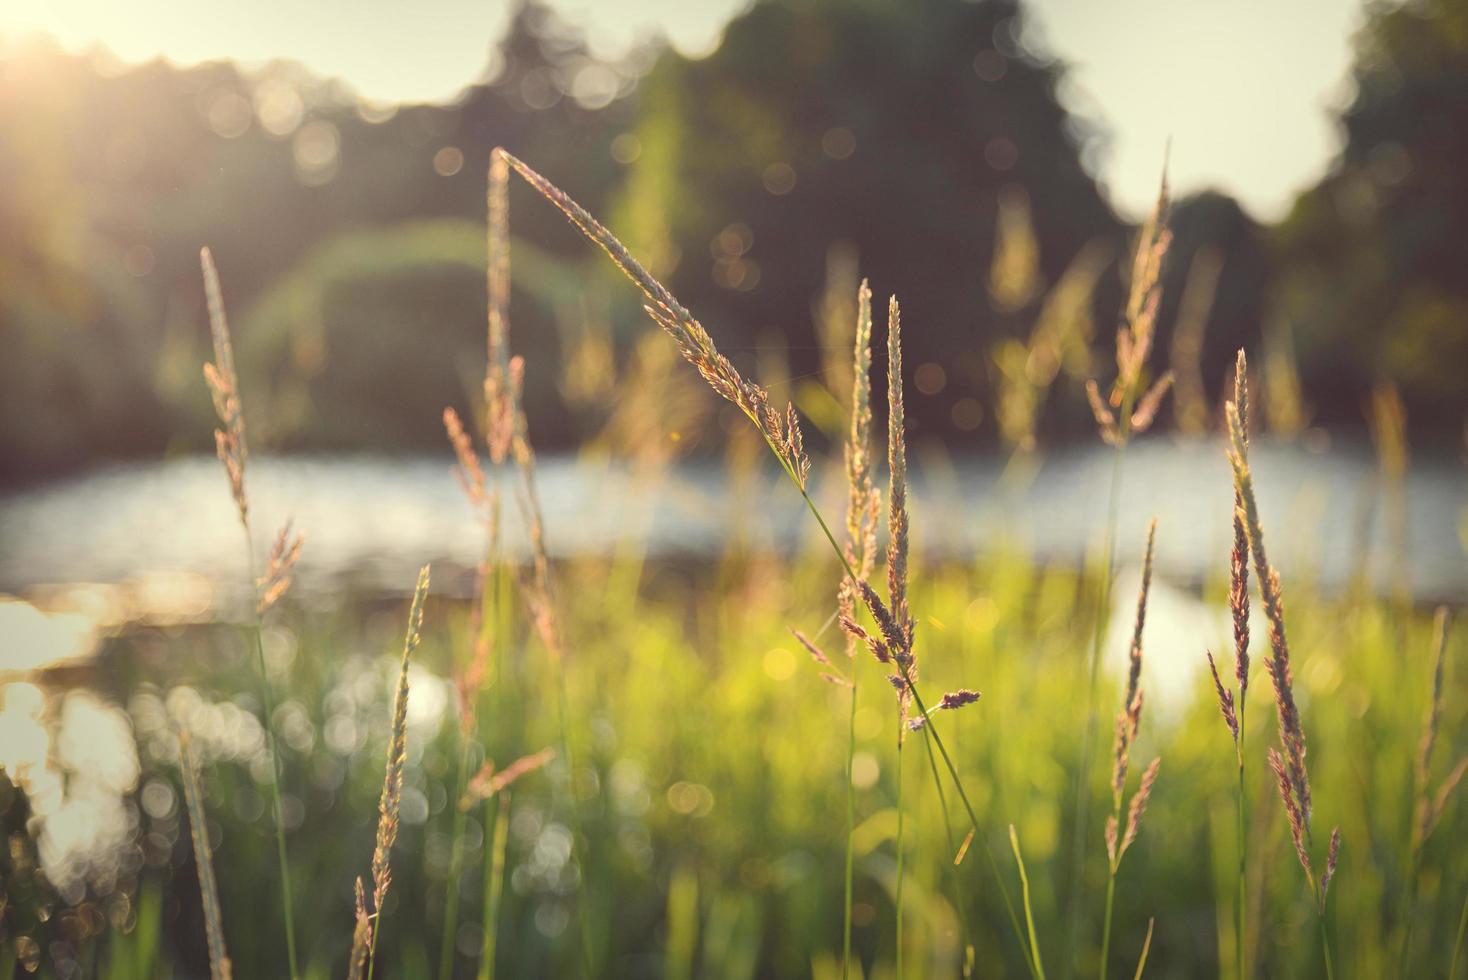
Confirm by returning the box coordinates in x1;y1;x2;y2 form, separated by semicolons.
496;149;810;489
199;246;299;979
1226;363;1341;916
179;728;232;980
366;565;430;961
883;296;917;727
485;153;517;467
1099;523;1162;980
1168;246;1223;436
1086;175;1175;446
1207;354;1251;735
840;281;881;659
460;748;557;810
444;407;489;514
442;406;501;736
1110;520;1158;818
257;520;304;615
1413;609;1465;848
200;247;249;525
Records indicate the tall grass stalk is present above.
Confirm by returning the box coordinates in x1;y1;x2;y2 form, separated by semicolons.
365;566;432;980
492;150;1039;972
1203;351;1254;980
841;278;878;980
1065;170;1173;980
478;791;512;980
489;153;596;976
198;247;300;980
1400;608;1465;969
1098;522;1161;980
1226;371;1340;980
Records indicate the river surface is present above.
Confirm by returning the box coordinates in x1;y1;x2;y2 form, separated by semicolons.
0;437;1463;899
2;437;1464;617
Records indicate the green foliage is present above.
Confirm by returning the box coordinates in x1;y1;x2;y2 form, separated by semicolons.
4;550;1462;977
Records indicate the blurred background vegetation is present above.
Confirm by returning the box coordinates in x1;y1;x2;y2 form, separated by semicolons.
4;0;1467;483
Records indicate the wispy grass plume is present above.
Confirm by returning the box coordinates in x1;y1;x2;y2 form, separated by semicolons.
199;246;300;980
1204;350;1253;980
1099;520;1162;980
1400;608;1465;967
1226;362;1339;978
1066;164;1172;980
495;148;1026;975
364;565;430;980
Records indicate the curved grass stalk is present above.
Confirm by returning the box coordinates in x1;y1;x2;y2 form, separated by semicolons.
1131;918;1154;980
495;149;1040;976
199;248;299;980
1009;825;1047;980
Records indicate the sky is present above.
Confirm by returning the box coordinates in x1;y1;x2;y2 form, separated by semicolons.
0;0;1368;221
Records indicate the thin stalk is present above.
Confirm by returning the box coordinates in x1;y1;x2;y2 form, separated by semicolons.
1131;918;1155;980
1451;886;1468;979
1317;908;1335;980
791;475;1033;977
895;718;905;980
554;661;596;978
1065;439;1126;980
842;678;857;980
243;544;300;980
1010;826;1048;980
1234;707;1247;980
1099;872;1117;980
478;792;512;980
923;726;973;977
439;737;473;980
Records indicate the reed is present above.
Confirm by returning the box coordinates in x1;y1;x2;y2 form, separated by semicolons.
491;148;1021;973
198;247;300;980
438;403;501;980
1225;367;1340;979
363;565;431;980
1065;169;1173;980
793;275;878;980
178;728;231;980
1203;350;1253;980
488;153;596;977
1099;520;1162;980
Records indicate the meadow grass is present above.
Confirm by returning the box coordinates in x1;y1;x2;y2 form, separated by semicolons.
7;157;1467;980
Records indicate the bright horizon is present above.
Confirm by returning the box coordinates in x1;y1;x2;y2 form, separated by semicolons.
0;0;1368;221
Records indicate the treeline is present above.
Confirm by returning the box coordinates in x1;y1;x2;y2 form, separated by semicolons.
2;0;1464;481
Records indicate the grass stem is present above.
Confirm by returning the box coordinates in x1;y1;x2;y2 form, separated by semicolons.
843;679;857;980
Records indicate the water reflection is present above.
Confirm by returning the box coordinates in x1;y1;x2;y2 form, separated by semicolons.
0;684;139;902
1;443;1464;615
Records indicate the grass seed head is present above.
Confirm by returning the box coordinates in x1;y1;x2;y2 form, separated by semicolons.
371;565;430;918
256;520;304;616
200;247;249;526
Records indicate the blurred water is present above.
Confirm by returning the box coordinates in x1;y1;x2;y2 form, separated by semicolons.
0;437;1464;619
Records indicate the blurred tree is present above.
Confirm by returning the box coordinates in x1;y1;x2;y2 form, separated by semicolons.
607;0;1122;446
1273;0;1468;432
